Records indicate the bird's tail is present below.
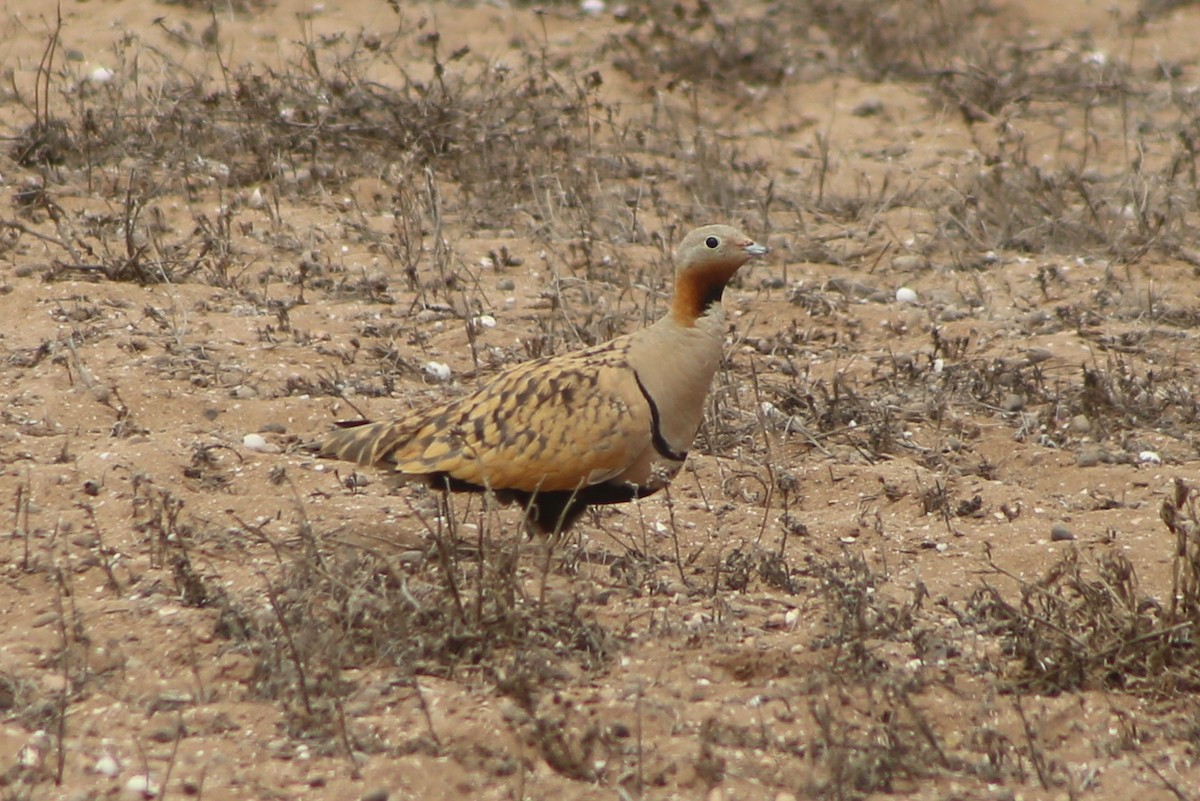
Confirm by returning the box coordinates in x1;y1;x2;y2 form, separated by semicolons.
310;419;397;466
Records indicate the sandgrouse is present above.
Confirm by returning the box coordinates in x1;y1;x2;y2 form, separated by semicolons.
316;224;768;534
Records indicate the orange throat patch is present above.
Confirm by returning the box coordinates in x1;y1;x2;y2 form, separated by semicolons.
671;264;738;325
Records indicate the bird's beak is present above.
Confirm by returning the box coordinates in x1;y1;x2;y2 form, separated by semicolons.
744;241;769;257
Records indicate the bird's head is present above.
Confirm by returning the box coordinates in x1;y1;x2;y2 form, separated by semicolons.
671;224;769;325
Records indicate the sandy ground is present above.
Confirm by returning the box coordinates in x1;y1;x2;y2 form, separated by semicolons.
3;0;1200;799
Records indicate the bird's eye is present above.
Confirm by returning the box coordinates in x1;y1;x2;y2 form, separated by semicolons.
705;236;720;249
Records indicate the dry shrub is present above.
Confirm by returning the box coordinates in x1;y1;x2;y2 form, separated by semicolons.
605;0;1002;88
1075;357;1200;434
808;552;927;676
967;479;1200;694
808;684;961;799
229;516;611;737
807;0;1001;80
929;37;1200;262
936;145;1152;255
606;1;798;88
931;36;1133;120
15;24;613;233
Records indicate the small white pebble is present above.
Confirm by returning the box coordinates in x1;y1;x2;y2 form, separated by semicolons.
242;433;270;452
94;754;120;777
1138;450;1161;464
474;314;497;329
89;66;115;84
123;774;159;797
895;287;919;305
247;187;265;209
581;0;606;14
17;745;41;768
423;361;452;382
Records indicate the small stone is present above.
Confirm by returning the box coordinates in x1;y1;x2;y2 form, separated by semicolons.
895;286;919;305
259;422;287;434
123;774;159;798
891;255;926;271
1138;450;1162;464
146;723;184;743
1020;310;1052;331
1025;348;1053;364
1076;444;1105;467
89;66;115;84
42;673;67;692
1068;414;1091;434
1000;393;1024;412
94;754;120;777
423;361;452;382
937;305;967;321
396;549;426;568
496;278;515;291
851;97;883;116
361;789;390;801
241;433;279;454
1050;524;1075;542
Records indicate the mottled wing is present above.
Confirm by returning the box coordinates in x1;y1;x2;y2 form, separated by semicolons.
318;343;654;493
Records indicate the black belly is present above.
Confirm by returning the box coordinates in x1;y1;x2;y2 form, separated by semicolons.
426;473;660;534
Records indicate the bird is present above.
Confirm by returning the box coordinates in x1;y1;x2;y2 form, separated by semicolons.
315;224;769;535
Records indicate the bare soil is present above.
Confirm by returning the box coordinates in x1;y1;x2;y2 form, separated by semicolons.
3;0;1200;799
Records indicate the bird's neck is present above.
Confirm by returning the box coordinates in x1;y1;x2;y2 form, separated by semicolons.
670;266;737;327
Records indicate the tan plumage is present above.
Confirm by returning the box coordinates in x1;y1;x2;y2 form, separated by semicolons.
317;224;769;533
